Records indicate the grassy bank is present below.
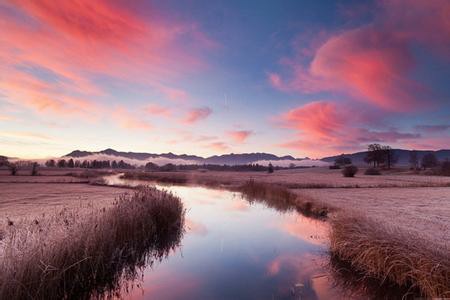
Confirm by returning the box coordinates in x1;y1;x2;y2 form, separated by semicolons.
329;214;450;298
238;180;329;218
0;187;185;299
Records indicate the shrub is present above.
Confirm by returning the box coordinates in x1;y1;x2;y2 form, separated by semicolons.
31;162;38;176
364;168;381;175
342;165;358;177
438;160;450;176
9;163;17;176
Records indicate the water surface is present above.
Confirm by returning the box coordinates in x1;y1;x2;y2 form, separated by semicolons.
103;174;350;299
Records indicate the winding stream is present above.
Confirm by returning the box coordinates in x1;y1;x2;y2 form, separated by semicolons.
102;175;356;299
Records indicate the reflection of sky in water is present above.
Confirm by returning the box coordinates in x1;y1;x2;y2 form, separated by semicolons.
106;177;346;299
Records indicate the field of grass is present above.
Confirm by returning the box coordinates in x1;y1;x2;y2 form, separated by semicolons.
122;167;450;188
1;167;449;297
0;181;128;221
0;187;185;299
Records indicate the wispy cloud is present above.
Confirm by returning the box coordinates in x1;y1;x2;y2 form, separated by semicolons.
183;107;212;124
415;124;450;133
208;141;229;152
227;130;253;143
0;131;53;141
112;107;152;130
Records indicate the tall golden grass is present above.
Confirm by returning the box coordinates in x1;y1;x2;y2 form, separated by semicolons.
329;214;450;298
0;187;185;299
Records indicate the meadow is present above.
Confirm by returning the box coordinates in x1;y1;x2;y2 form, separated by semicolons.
0;166;449;298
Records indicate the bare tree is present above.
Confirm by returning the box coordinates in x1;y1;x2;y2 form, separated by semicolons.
0;156;8;167
364;144;385;168
45;159;56;167
421;153;438;169
382;146;398;169
409;150;419;169
67;159;75;168
57;159;67;168
9;163;17;175
31;162;39;176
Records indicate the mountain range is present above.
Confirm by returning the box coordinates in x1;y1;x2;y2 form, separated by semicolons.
65;148;302;166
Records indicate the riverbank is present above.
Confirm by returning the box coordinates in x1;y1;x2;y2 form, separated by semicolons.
0;186;185;299
118;168;450;297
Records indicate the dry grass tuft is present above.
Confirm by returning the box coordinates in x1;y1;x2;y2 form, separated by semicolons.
0;187;185;299
238;180;329;218
121;171;189;184
329;214;450;298
67;170;114;179
364;168;381;175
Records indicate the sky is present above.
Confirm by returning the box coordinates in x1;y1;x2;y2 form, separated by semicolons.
0;0;449;159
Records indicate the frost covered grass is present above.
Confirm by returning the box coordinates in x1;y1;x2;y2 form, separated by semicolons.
0;187;185;299
329;214;450;298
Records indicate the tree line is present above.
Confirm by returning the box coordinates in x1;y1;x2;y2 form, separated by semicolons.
45;159;135;169
332;144;447;171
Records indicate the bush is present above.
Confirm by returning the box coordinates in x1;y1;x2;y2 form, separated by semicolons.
342;165;358;177
436;161;450;176
364;168;381;175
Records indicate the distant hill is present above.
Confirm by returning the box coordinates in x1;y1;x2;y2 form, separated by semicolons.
64;148;450;167
64;149;304;166
322;149;450;166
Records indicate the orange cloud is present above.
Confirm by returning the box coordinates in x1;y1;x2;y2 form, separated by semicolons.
183;107;212;124
227;130;253;143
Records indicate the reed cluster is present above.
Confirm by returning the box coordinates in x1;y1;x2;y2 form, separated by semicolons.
0;187;185;299
329;214;450;298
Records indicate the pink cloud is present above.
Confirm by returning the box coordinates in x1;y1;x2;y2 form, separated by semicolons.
183;107;212;124
269;0;450;112
309;27;426;111
208;141;229;152
279;101;421;157
145;103;172;117
0;70;100;118
0;0;215;121
112;107;151;130
227;130;253;143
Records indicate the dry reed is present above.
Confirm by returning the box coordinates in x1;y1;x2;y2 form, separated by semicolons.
0;187;185;299
329;214;450;298
238;180;329;218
